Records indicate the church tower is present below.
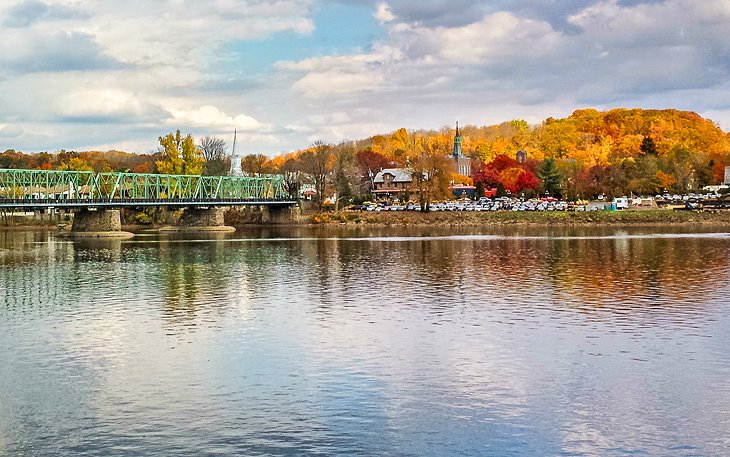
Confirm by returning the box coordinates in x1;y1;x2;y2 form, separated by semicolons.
453;121;463;159
229;129;244;176
451;122;470;177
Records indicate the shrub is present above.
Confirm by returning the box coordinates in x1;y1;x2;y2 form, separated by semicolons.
134;212;153;225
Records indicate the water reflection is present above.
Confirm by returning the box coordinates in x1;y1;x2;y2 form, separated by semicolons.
2;227;730;455
254;228;730;331
2;227;727;330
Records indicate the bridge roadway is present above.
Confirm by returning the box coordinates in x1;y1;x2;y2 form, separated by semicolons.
0;169;296;209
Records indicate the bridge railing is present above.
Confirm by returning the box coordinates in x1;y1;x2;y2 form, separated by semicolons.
0;169;290;202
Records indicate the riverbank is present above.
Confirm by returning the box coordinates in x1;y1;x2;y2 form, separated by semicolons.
306;209;730;227
5;208;730;230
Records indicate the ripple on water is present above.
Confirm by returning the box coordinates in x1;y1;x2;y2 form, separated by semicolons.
1;229;730;455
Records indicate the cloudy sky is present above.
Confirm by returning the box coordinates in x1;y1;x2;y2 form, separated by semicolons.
1;0;729;155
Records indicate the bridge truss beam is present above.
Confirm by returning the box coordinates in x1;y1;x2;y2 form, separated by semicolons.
0;169;293;207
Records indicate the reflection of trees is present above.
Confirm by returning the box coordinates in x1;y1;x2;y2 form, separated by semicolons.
539;235;728;318
3;227;727;332
0;233;98;314
272;226;729;327
0;253;68;313
156;238;284;333
158;241;228;328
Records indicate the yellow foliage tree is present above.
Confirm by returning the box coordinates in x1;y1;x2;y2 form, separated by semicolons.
57;157;93;172
410;141;453;211
451;173;473;186
656;170;676;190
156;130;205;175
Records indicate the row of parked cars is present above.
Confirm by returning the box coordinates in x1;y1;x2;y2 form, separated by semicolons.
359;197;594;212
357;192;730;213
656;193;724;203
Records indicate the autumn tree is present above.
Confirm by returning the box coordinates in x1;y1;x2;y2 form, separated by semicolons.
241;154;275;175
331;143;358;208
356;147;394;192
409;143;452;211
279;156;303;199
471;154;539;195
0;149;32;169
299;140;332;210
156;130;205;175
575;165;629;199
57;157;93;172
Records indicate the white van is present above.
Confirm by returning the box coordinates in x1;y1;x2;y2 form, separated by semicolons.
613;197;629;210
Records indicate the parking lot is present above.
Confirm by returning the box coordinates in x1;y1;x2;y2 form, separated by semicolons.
357;193;730;213
358;197;600;212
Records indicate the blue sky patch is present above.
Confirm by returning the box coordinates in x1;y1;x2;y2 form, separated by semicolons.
223;2;383;75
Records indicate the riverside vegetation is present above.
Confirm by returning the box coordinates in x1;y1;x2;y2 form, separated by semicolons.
2;108;730;212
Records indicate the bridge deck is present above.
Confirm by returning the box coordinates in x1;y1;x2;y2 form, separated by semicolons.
0;198;297;209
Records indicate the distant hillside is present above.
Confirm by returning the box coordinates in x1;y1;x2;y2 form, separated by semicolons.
531;108;730;164
271;108;730;199
335;108;730;168
0;149;155;173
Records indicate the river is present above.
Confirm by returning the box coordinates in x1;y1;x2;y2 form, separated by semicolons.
1;226;729;456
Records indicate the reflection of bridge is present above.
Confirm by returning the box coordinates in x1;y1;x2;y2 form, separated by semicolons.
0;169;295;208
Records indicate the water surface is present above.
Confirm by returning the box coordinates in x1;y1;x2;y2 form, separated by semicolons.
1;226;729;456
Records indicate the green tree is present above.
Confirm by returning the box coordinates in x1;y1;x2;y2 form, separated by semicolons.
474;180;485;199
625;155;660;195
156;130;205;175
536;158;563;196
510;119;529;133
640;136;658;155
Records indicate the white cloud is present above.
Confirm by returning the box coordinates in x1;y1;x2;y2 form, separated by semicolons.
0;124;24;138
165;105;262;132
285;123;315;134
404;11;561;63
275;0;730;144
60;88;144;119
2;0;730;154
374;2;395;24
0;0;315;152
278;45;403;98
292;70;384;98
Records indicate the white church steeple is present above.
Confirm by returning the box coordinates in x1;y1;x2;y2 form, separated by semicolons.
229;129;244;176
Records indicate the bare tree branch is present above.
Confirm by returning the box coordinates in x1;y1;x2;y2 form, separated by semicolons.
199;136;228;176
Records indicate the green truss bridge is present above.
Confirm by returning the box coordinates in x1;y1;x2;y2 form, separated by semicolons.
0;169;296;208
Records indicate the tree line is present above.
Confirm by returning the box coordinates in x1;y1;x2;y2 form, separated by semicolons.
2;108;729;208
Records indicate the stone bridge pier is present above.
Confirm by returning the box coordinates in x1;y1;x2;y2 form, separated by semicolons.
70;209;134;238
172;207;236;232
260;206;298;224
